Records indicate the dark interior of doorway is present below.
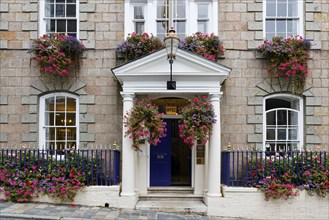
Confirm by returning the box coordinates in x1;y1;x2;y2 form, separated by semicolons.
170;119;191;186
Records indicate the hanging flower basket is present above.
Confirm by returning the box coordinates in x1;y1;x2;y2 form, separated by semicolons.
123;98;167;151
29;34;85;77
179;96;216;149
257;36;311;95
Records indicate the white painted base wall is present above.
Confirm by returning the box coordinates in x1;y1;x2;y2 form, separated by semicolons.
207;186;329;220
1;185;328;219
1;186;120;208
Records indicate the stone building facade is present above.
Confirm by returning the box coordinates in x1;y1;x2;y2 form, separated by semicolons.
0;0;328;150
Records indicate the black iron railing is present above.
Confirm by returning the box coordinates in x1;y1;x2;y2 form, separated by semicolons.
0;147;120;186
221;150;329;187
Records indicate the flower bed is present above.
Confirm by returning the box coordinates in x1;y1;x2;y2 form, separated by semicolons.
257;36;311;95
244;151;329;201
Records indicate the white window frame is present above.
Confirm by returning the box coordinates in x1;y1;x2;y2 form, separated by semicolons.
39;0;80;38
263;0;304;39
263;94;304;152
124;0;218;38
39;93;79;151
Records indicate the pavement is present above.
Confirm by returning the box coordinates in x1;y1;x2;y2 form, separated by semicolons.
0;201;248;220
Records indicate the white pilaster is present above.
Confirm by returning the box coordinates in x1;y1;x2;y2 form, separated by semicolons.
120;93;136;197
207;93;222;197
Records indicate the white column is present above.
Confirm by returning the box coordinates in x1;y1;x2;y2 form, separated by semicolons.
121;93;136;197
207;93;222;197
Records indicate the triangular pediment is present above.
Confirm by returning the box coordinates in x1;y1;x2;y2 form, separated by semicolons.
112;49;231;94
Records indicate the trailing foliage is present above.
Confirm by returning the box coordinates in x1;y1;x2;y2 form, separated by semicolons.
29;34;85;77
123;98;167;151
116;32;164;61
246;152;329;201
257;36;311;95
178;96;216;149
179;32;224;61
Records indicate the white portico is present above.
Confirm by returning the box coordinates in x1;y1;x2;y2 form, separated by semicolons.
112;48;231;208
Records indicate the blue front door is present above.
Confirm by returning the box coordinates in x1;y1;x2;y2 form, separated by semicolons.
150;119;171;186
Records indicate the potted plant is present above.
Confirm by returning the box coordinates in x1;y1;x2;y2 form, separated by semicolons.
29;34;85;77
123;98;167;151
179;96;216;149
257;36;311;95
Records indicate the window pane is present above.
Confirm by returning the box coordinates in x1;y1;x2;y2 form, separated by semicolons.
135;22;144;34
45;4;54;17
277;3;287;17
266;2;276;16
157;1;168;19
66;97;76;111
157;21;167;36
46;128;56;141
289;111;298;125
66;4;76;17
46;97;55;111
46;19;55;33
277;110;287;125
267;129;275;140
67;0;76;3
57;128;66;141
56;20;65;33
287;19;297;33
175;21;185;35
56;0;65;3
198;22;207;33
277;20;286;33
288;0;298;17
45;113;54;126
46;0;54;3
266;20;275;33
198;4;208;18
67;128;76;140
55;113;65;126
56;4;65;17
266;33;275;40
66;113;76;126
176;1;186;18
288;129;297;140
277;129;286;140
134;6;144;19
55;96;65;111
66;142;76;149
67;20;77;32
267;111;276;125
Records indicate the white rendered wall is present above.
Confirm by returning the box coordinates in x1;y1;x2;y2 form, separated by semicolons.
207;187;329;220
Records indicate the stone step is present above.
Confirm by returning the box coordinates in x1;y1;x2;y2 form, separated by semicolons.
139;193;203;200
135;199;207;214
147;186;194;194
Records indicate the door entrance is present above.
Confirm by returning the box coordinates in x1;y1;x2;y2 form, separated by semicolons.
150;119;191;186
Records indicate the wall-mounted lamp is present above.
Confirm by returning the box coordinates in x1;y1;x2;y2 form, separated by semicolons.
164;28;180;90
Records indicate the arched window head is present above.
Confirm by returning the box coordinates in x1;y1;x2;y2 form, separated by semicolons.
263;94;303;152
39;93;79;154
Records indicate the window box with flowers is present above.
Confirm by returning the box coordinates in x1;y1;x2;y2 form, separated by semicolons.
257;36;311;95
116;32;224;63
179;96;216;149
124;98;167;151
29;34;85;78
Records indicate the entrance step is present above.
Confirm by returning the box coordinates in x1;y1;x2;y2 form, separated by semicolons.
147;186;194;194
135;200;207;214
137;187;207;214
